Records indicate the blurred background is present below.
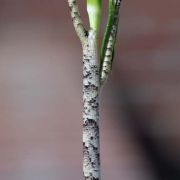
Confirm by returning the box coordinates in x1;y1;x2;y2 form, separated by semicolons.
0;0;180;179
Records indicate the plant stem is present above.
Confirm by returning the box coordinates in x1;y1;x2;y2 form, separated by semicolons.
67;1;122;179
68;0;87;44
100;0;122;85
82;29;100;180
67;1;101;178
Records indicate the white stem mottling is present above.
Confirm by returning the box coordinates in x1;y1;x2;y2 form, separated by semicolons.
67;0;122;179
67;1;100;179
67;0;87;44
82;30;100;180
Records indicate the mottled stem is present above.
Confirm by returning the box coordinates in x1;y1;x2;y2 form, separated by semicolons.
67;0;123;179
67;0;87;44
83;30;100;180
100;0;122;85
67;0;101;178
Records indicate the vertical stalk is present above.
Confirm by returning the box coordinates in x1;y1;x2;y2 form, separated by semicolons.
82;29;100;180
67;1;122;179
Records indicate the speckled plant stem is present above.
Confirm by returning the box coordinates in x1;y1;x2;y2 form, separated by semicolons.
67;1;101;179
67;0;122;179
100;0;122;85
82;30;100;180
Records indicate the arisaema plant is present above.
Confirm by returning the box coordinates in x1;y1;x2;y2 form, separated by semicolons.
67;0;122;179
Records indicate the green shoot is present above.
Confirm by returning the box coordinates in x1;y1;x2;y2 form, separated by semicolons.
87;0;102;33
101;0;115;66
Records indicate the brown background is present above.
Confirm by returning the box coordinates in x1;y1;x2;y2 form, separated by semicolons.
0;0;180;179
